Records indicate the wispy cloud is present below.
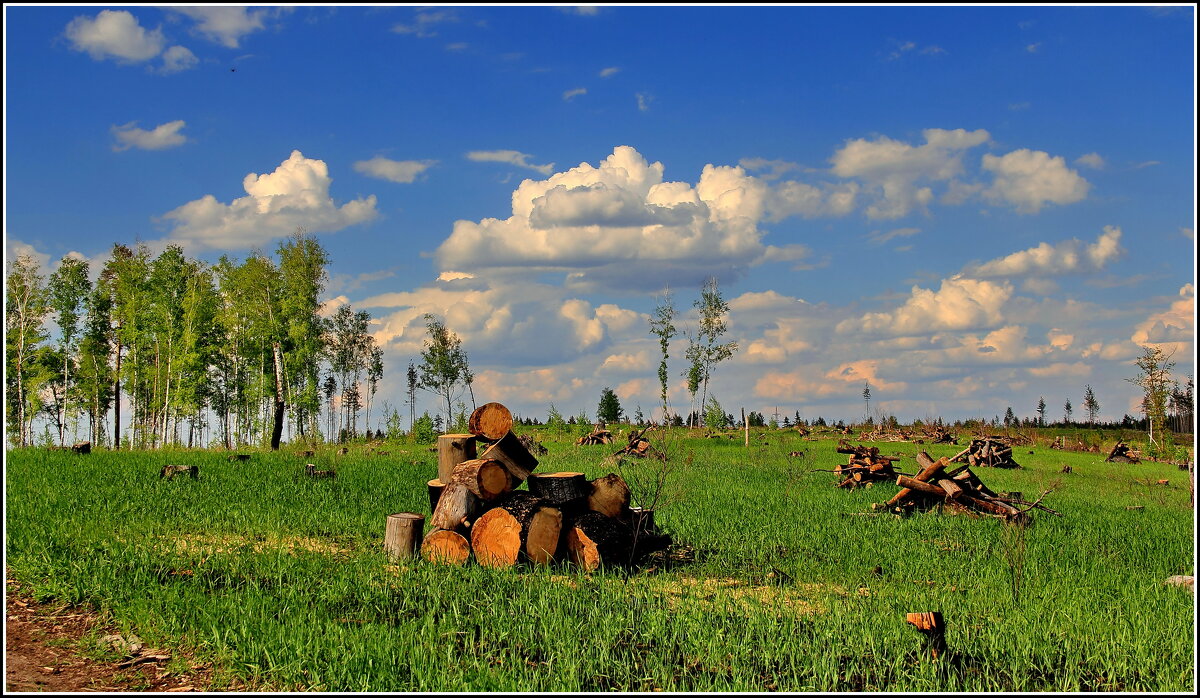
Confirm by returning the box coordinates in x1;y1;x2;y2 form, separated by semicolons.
391;8;457;38
1074;152;1106;170
1026;42;1042;53
466;150;555;175
353;157;436;183
636;92;652;111
111;120;189;151
563;87;587;101
599;67;620;78
866;227;921;246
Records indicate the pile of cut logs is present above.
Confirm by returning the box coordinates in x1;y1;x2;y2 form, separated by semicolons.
954;437;1021;468
1105;441;1141;464
873;451;1056;523
576;428;614;446
925;426;958;444
406;403;668;571
833;440;902;489
613;425;662;460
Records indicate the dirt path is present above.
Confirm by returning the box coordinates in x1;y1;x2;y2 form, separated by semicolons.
5;578;223;693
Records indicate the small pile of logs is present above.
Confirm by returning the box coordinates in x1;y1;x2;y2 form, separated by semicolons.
1105;441;1141;464
874;451;1054;523
519;433;548;456
613;425;662;460
1049;436;1098;452
418;403;669;571
576;428;614;446
926;426;958;444
833;440;902;489
954;437;1020;468
305;463;335;479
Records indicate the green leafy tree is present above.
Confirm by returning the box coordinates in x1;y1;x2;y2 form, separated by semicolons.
597;387;624;424
1128;345;1175;451
546;403;567;433
7;254;52;446
1036;396;1047;427
862;381;871;420
1083;385;1100;425
1003;406;1016;427
417;314;471;430
649;287;678;423
704;394;727;429
1063;398;1073;425
47;256;91;445
686;277;738;427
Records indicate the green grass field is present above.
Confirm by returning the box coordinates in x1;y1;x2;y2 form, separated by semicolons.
5;428;1195;691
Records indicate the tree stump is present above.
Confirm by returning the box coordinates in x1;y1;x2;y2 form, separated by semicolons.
470;493;563;568
528;472;589;506
479;431;538;484
565;511;634;571
437;434;477;484
905;611;946;659
229;454;251;462
160;465;199;479
421;529;471;565
468;402;513;441
71;441;91;454
384;513;425;561
305;463;335;479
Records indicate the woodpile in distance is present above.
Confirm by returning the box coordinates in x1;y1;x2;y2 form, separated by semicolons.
1105;441;1141;464
418;402;669;571
576;428;614;446
833;440;903;489
954;437;1021;468
873;451;1056;523
613;425;663;460
926;426;958;444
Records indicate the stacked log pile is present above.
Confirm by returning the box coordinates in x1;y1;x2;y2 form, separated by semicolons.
1105;441;1141;464
954;437;1021;468
873;451;1052;523
576;428;614;446
833;440;903;489
418;402;669;571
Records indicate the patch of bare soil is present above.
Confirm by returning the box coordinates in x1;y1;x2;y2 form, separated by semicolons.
5;578;229;693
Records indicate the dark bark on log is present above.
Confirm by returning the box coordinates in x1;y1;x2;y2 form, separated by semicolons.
427;479;446;513
480;431;539;484
528;472;590;506
565;511;634;571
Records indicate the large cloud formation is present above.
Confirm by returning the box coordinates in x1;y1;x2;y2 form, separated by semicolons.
160;150;378;251
437;146;841;291
968;226;1124;277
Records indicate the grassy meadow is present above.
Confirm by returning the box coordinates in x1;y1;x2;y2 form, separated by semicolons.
4;427;1195;692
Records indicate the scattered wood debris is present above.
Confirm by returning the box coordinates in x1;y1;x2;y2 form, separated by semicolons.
831;440;902;489
1105;441;1141;464
872;451;1057;523
612;425;663;460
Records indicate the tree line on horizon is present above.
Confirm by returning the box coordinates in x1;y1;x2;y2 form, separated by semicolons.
5;231;384;450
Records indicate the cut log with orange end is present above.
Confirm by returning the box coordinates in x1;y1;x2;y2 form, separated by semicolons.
421;529;471;565
470;493;562;568
468;402;513;441
588;473;632;518
448;458;513;501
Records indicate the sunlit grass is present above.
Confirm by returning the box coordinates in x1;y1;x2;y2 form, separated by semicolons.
5;428;1194;691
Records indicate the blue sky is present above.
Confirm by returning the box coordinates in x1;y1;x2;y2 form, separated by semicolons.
5;4;1196;426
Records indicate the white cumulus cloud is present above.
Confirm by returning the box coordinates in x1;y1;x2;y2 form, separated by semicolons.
830;128;990;219
160;150;378;251
968;226;1124;278
111;120;188;152
171;6;273;48
159;45;198;73
65;9;165;62
981;149;1090;213
838;276;1014;336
